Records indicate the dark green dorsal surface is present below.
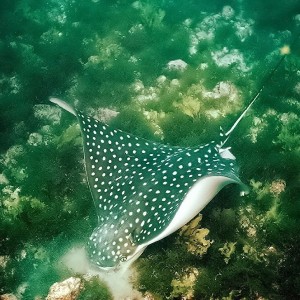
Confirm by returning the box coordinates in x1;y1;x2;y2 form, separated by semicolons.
75;111;239;267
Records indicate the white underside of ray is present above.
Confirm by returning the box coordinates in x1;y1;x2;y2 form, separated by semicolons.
126;175;240;264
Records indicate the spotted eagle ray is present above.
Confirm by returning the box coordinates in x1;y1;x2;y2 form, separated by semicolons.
50;49;289;271
50;97;248;270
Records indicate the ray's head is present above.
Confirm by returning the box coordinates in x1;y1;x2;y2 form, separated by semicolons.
87;220;135;270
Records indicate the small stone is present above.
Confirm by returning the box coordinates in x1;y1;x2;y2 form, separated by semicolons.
167;59;188;71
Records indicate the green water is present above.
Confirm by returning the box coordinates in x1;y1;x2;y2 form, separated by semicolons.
0;0;300;299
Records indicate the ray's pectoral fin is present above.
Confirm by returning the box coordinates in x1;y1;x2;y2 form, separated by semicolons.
50;98;76;116
50;97;250;271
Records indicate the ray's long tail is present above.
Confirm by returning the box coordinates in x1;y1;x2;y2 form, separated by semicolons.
221;44;293;147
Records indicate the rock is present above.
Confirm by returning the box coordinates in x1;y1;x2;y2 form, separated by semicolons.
294;82;300;94
234;19;253;42
198;63;208;70
46;277;82;300
211;47;250;72
156;75;167;85
170;79;180;86
270;179;286;196
0;174;9;185
167;59;188;71
132;80;159;102
27;132;43;146
183;18;192;27
33;104;62;125
203;81;237;101
294;14;300;25
0;256;10;268
0;294;18;300
222;6;234;19
143;292;156;300
93;108;119;123
132;80;144;92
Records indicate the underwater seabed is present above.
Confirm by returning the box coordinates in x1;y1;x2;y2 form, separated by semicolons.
1;0;300;299
59;247;144;299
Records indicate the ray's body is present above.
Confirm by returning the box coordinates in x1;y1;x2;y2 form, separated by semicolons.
51;98;247;270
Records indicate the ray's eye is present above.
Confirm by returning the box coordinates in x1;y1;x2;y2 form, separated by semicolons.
120;256;127;262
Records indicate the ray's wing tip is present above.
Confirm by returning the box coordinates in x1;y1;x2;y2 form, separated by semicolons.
240;183;250;196
49;97;76;116
49;97;63;106
229;174;249;196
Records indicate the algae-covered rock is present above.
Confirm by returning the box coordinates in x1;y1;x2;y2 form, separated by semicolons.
46;277;82;300
83;35;124;70
33;105;62;126
167;59;188;72
90;107;119;123
132;1;165;29
173;96;201;118
211;47;250;72
269;179;286;197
